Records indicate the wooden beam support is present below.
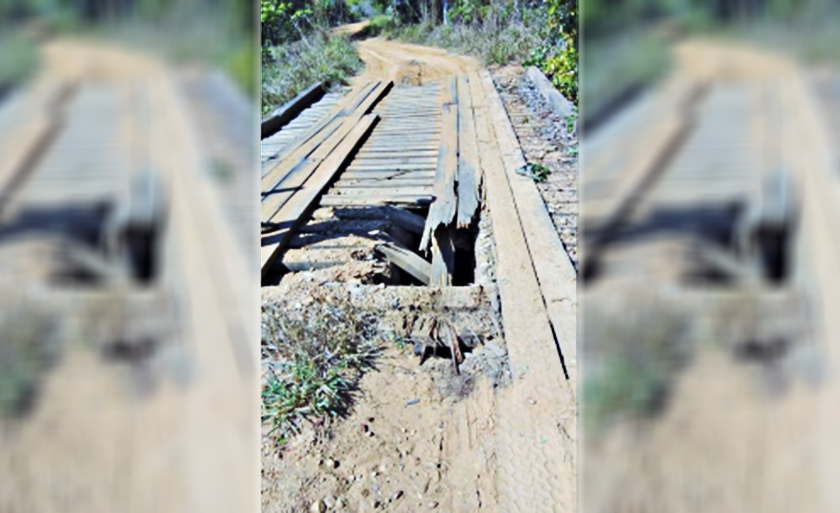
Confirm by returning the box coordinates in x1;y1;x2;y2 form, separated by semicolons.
375;242;431;285
261;81;326;139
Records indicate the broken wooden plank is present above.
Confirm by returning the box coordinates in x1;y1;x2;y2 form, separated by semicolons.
430;225;456;286
261;81;326;139
456;75;481;228
261;113;380;277
420;76;459;251
375;242;431;284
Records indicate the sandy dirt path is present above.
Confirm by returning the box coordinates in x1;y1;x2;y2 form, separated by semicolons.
352;37;480;87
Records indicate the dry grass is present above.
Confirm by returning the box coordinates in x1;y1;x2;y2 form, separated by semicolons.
261;30;362;116
261;291;385;444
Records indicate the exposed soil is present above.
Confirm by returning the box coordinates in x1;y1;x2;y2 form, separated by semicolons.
490;65;579;269
352;38;480;87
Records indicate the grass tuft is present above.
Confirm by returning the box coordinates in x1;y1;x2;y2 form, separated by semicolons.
583;298;691;437
261;292;382;443
261;30;362;116
0;302;61;417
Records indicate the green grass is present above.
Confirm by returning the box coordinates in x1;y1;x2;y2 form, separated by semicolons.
582;30;671;126
261;293;383;443
583;299;691;437
386;14;544;67
261;30;362;116
0;303;61;417
0;32;41;94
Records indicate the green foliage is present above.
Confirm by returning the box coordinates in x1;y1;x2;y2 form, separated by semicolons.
0;32;40;93
0;304;60;417
261;294;383;443
391;2;546;66
565;107;578;134
261;31;362;115
582;30;670;124
526;0;577;102
516;162;552;182
583;301;690;437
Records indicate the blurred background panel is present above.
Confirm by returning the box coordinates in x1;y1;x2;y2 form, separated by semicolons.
0;2;259;513
582;1;840;512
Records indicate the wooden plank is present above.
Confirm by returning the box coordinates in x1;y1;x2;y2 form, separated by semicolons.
0;79;74;210
320;196;431;206
479;69;578;369
261;82;392;222
341;170;436;179
261;113;380;276
329;186;432;195
385;205;426;234
261;81;325;139
470;69;576;513
375;242;431;284
430;225;456;286
347;163;437;171
260;82;376;189
420;76;459;251
525;66;575;120
356;150;439;157
456;75;481;228
351;157;438;165
333;180;434;188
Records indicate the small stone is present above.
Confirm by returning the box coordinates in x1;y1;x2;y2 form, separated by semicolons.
392;490;404;501
327;459;339;469
374;500;382;509
324;496;335;508
428;501;439;509
371;471;378;478
310;500;326;513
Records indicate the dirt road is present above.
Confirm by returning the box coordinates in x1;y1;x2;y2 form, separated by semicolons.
353;38;480;87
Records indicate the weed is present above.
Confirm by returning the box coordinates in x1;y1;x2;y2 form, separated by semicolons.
0;33;40;94
390;10;544;66
565;107;578;134
0;303;61;417
261;292;383;443
516;162;552;182
583;298;691;438
261;30;362;116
